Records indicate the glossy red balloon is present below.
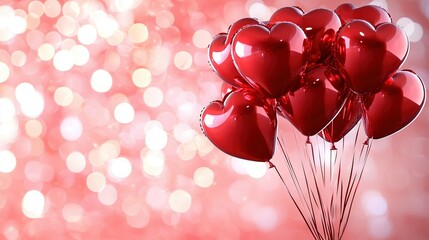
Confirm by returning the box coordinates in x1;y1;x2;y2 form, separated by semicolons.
232;22;306;98
277;65;347;136
320;91;362;143
335;3;392;27
362;70;426;139
336;20;409;94
269;7;342;61
208;18;260;87
201;89;277;162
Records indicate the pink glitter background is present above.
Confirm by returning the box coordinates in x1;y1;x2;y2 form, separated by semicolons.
0;0;428;239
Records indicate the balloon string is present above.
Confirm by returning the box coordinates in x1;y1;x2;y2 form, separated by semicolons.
339;139;372;239
269;158;319;239
275;137;321;240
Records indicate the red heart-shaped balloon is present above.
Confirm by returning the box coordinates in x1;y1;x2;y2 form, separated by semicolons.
208;18;260;87
336;20;409;94
362;70;426;139
277;65;347;136
269;7;341;61
232;22;306;98
201;89;277;161
320;91;362;143
335;3;392;27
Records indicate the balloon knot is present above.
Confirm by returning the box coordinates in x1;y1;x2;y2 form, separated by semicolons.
268;161;275;169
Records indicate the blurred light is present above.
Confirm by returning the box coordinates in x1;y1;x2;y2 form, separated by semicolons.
397;17;423;42
231;158;268;178
0;150;16;173
114;0;137;12
174;51;193;70
11;51;26;67
54;86;74;107
22;190;45;219
44;0;61;18
132;68;152;88
66;151;86;173
143;87;163;108
193;167;214;188
126;207;150;228
2;225;19;240
0;98;16;122
38;43;55;61
248;2;271;21
0;62;10;83
192;29;212;48
25;119;43;138
369;217;392;239
56;16;78;37
86;172;106;192
109;157;132;179
60;116;83;141
62;203;83;222
91;69;113;93
362;190;388;216
15;83;44;118
28;1;45;17
168;190;192;213
142;150;165;176
121;196;141;216
78;24;97;45
156;10;175;28
128;23;148;43
9;15;27;34
145;124;167;150
98;184;118;205
114;103;135;124
62;1;80;18
369;0;388;10
53;50;74;71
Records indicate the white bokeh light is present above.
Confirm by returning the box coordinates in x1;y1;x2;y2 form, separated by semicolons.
98;184;118;205
142;150;165;176
86;172;106;192
193;167;214;188
0;150;16;173
66;151;86;173
0;61;10;83
143;87;163;108
60;116;83;141
362;190;388;216
15;83;45;118
91;69;113;93
114;102;135;124
109;157;132;179
145;124;167;150
78;24;97;45
168;189;192;213
22;190;45;219
53;50;75;71
0;98;16;122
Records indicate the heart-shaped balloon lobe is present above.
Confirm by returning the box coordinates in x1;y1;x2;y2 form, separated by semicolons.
208;18;260;87
336;20;409;94
335;3;392;27
320;91;362;143
201;89;277;161
362;70;426;139
269;7;342;61
277;65;347;136
232;22;306;98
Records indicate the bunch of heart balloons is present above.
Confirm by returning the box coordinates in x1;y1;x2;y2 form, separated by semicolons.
200;3;426;162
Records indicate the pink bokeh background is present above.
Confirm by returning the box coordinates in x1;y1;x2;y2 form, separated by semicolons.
0;0;428;239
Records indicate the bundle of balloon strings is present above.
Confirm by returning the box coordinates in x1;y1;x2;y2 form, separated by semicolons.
200;3;426;240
